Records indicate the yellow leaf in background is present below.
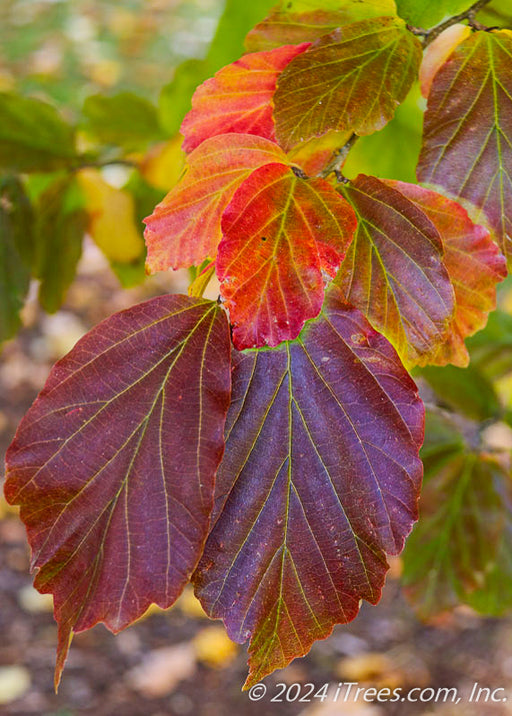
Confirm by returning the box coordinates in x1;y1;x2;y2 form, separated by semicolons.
193;626;238;668
140;134;185;192
177;585;208;618
77;169;144;263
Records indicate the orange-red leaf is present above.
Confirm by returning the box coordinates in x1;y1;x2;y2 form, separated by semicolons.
217;163;356;349
387;181;507;366
143;134;287;272
418;30;512;265
335;175;455;367
273;16;422;151
181;44;310;153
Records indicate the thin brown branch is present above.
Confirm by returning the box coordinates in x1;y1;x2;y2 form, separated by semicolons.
318;133;358;181
412;0;494;46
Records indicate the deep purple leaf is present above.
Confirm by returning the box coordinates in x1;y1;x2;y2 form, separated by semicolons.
193;286;424;687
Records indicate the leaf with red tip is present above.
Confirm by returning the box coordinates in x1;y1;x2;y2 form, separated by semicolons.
144;134;287;272
4;295;232;687
388;181;507;367
334;175;455;367
417;30;512;265
181;44;310;153
273;16;422;151
216;163;356;349
193;286;424;688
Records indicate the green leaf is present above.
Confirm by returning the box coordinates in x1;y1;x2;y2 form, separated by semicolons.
465;504;512;616
159;0;277;136
419;364;502;422
273;16;422;150
34;177;88;313
343;82;424;183
159;60;207;137
0;93;77;172
466;309;512;380
396;0;473;28
0;177;34;343
82;93;163;150
402;413;512;618
476;0;512;28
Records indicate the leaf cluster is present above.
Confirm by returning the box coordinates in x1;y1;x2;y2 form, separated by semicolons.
3;0;512;691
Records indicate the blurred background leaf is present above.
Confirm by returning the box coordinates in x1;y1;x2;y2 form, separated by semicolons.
0;93;77;172
33;176;88;314
395;0;474;28
402;412;512;619
82;92;164;150
0;177;34;342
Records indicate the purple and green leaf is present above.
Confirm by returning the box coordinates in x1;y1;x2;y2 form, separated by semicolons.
194;286;424;687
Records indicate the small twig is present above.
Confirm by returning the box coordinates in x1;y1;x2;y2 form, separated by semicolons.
291;165;308;180
417;0;494;46
319;133;358;181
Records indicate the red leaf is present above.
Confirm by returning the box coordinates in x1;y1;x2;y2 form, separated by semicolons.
193;286;424;687
273;16;422;151
4;295;232;687
388;181;507;366
181;44;310;153
334;175;455;366
417;30;512;265
216;163;356;349
143;134;287;271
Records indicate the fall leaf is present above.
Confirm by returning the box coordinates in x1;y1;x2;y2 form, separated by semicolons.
273;16;422;150
181;44;310;153
194;286;424;687
4;296;232;688
217;162;356;349
335;175;455;367
418;30;512;265
245;0;397;52
388;181;507;366
144;133;287;271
